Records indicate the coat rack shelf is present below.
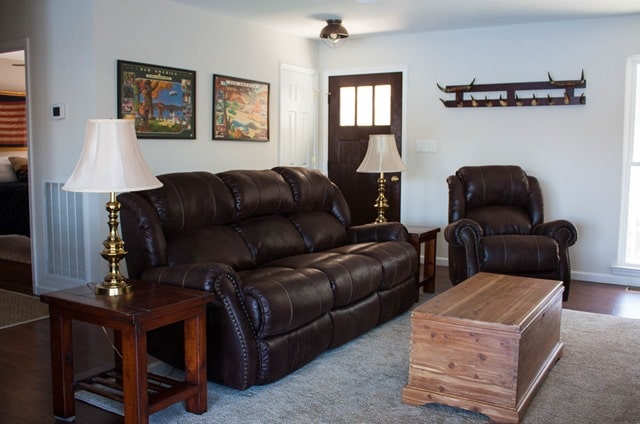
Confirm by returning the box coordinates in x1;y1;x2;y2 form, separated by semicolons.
438;71;586;108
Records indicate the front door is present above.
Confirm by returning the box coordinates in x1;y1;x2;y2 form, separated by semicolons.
328;72;403;225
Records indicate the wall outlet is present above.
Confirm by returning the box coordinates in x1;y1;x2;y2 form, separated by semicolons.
417;139;437;152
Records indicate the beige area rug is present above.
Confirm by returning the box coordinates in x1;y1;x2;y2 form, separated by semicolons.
76;302;640;424
0;288;48;329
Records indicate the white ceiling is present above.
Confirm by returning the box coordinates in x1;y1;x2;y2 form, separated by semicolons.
171;0;640;39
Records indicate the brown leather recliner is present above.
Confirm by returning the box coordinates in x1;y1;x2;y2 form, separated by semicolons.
444;165;577;300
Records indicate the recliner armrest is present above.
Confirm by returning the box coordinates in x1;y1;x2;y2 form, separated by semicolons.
348;222;408;243
444;218;484;247
532;219;578;247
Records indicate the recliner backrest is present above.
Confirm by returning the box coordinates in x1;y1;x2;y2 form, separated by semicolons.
449;165;544;235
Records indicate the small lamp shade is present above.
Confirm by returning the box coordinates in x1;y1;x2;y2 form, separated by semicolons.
63;119;162;193
357;134;407;173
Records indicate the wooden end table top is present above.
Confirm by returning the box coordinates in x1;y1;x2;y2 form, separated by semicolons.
41;280;214;330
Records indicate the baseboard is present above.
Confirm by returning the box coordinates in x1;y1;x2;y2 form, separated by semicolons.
435;257;639;288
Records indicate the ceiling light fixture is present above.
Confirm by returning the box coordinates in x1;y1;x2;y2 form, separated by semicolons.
319;19;349;48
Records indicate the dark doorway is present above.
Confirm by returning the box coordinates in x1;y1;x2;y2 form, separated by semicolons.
327;72;403;225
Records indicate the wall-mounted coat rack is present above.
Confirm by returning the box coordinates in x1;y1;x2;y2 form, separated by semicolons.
438;71;586;108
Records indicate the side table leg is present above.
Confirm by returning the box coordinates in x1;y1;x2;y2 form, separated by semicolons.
49;308;75;420
121;325;148;424
183;309;208;414
423;238;437;293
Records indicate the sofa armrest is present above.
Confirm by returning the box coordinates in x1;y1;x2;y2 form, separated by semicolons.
532;219;578;247
142;262;259;390
347;222;408;243
141;262;242;292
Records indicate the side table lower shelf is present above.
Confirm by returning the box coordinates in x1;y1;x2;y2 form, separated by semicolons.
77;367;201;416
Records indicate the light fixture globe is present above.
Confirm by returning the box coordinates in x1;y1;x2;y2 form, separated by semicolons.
319;19;349;48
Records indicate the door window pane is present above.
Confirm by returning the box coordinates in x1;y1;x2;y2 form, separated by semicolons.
340;84;392;127
374;84;391;126
356;86;373;126
340;87;355;126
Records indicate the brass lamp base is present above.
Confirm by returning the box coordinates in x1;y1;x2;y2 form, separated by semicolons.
96;192;131;297
95;281;132;296
373;173;389;224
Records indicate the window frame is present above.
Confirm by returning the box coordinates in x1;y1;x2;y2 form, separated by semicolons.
615;55;640;275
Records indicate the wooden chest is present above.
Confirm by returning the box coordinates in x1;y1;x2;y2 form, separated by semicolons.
402;273;564;423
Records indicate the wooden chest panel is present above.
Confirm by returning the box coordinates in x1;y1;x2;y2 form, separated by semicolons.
402;273;564;423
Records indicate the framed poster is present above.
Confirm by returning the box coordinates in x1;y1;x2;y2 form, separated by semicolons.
117;60;195;139
213;74;269;141
0;91;27;148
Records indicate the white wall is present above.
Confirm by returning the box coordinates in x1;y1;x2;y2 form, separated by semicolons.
0;0;318;292
319;15;640;286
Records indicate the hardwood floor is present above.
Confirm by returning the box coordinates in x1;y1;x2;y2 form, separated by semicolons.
0;265;638;423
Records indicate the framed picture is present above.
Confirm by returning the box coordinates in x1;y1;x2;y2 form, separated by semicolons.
117;60;196;139
0;91;27;148
213;74;269;141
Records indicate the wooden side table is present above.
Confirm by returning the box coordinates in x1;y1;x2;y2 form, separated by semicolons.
41;280;214;424
405;226;441;293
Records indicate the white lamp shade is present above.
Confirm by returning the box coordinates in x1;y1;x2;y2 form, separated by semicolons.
62;119;162;193
356;134;407;173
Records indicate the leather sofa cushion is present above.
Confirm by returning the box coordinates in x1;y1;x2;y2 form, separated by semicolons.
241;267;334;338
481;235;559;273
287;211;349;252
164;226;253;269
268;252;383;307
467;205;532;236
329;241;418;290
146;172;236;232
219;170;295;220
235;215;305;266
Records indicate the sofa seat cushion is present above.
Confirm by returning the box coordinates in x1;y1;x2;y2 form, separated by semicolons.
328;241;418;289
240;267;334;338
481;234;559;274
267;252;383;307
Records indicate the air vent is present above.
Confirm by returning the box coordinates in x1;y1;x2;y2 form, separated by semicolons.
44;180;86;280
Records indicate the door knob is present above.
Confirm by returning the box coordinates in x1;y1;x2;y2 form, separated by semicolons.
390;176;400;183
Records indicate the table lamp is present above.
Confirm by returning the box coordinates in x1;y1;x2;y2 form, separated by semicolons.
62;119;163;296
356;134;407;223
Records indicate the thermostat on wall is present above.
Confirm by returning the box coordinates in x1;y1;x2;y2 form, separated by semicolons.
51;103;66;120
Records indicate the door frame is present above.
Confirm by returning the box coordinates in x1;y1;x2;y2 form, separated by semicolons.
320;66;409;219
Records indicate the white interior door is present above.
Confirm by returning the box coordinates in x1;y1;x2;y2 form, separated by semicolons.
279;64;318;167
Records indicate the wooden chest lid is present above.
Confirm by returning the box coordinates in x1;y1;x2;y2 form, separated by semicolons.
413;273;563;333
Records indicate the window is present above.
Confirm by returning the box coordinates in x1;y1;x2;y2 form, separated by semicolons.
339;84;391;127
617;56;640;271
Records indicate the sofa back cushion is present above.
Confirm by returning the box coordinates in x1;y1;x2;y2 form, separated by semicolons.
219;169;295;220
274;167;350;251
145;172;236;232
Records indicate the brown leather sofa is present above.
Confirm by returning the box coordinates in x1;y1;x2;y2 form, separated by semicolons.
119;166;418;390
444;165;577;300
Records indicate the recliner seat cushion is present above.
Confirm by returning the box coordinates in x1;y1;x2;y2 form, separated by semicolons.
481;235;559;274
